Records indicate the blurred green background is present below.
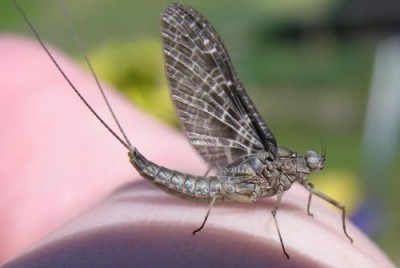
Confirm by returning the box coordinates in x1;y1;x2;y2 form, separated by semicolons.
1;0;399;264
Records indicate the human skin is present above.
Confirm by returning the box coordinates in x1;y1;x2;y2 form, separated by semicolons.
0;35;395;267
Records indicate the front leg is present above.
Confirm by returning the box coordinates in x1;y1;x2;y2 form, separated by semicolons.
306;182;314;217
302;183;353;243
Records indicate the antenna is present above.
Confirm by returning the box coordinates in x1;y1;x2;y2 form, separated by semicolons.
321;140;327;161
56;0;133;150
12;0;133;151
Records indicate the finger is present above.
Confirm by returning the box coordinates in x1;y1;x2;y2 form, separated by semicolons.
1;36;394;267
0;35;205;263
4;180;395;267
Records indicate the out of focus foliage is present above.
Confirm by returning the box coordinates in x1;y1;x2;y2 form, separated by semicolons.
1;0;399;264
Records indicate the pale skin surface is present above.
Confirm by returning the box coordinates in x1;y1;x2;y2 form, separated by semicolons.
0;35;395;267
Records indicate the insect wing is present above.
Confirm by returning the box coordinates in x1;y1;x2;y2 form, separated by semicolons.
161;4;277;169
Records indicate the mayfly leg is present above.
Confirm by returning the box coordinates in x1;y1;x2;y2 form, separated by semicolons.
271;185;290;259
192;196;217;235
306;182;314;217
203;166;212;176
303;183;354;243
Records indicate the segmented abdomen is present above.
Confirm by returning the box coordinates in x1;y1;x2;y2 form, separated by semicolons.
129;148;222;198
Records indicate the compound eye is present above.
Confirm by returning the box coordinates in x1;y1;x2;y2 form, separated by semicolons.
305;151;324;171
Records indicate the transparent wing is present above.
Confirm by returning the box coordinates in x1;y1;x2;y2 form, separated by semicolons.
161;3;277;169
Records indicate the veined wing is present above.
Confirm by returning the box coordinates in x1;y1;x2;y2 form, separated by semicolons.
161;3;277;169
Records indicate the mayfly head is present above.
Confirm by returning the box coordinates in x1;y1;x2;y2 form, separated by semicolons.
305;150;325;172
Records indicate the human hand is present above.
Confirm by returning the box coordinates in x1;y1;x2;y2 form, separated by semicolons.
0;35;394;267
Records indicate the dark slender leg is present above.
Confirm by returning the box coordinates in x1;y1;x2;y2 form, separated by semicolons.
307;182;314;217
271;185;290;259
193;196;217;235
203;166;212;177
303;183;353;243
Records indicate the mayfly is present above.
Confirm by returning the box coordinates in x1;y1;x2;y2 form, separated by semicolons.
13;1;353;259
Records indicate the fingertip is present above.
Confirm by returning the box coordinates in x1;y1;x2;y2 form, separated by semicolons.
5;182;395;268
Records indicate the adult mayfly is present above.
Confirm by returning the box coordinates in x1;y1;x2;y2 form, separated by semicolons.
13;1;353;259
